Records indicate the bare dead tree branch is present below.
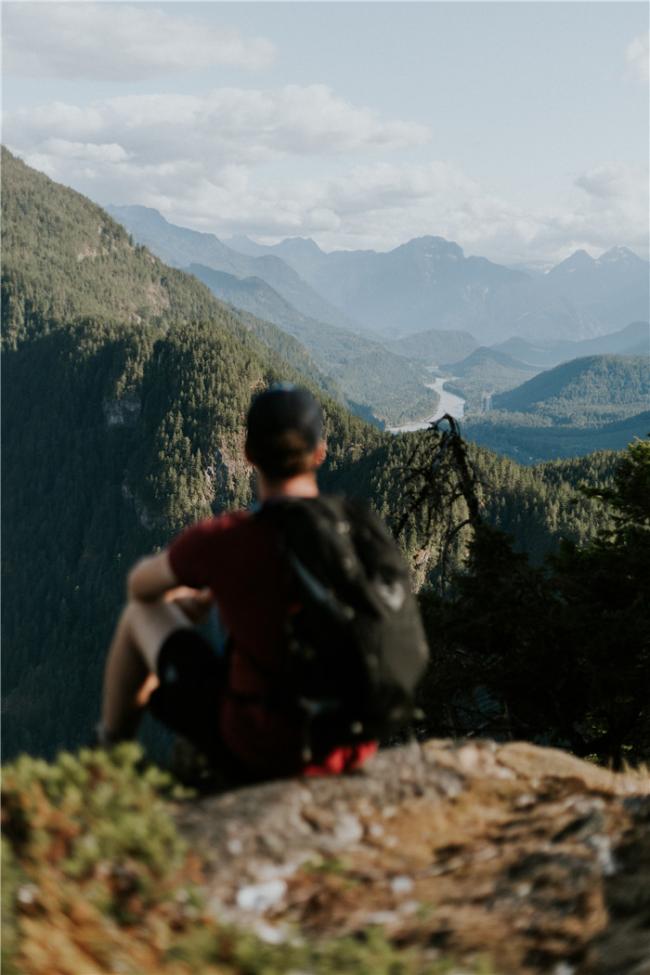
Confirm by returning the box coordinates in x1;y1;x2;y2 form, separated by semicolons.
393;415;484;590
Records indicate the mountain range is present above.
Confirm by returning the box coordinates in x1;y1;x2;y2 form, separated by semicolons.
492;321;649;369
225;232;649;343
107;206;444;425
185;262;437;426
111;208;649;344
107;205;358;332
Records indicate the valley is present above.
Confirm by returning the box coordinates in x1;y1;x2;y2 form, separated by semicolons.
107;203;649;453
388;376;465;433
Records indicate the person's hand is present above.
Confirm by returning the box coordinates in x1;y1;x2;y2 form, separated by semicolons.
163;586;214;624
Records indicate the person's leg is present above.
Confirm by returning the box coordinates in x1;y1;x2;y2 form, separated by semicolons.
100;599;192;743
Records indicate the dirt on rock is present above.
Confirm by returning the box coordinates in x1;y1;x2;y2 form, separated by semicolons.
175;739;650;975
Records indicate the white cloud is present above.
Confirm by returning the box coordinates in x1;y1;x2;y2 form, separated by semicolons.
41;139;130;164
190;160;648;264
565;162;649;252
317;161;479;216
575;162;646;201
5;88;647;264
626;31;649;83
2;3;275;80
5;86;430;168
306;164;545;258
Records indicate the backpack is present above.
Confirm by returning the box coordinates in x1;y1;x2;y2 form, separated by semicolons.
258;496;429;759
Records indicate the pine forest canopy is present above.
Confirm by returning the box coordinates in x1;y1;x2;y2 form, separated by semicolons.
105;204;442;426
186;262;439;426
460;353;650;464
1;147;647;764
493;353;650;418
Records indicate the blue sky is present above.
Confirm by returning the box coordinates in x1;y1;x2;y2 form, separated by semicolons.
3;2;648;262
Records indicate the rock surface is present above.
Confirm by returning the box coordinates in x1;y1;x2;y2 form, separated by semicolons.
175;739;650;975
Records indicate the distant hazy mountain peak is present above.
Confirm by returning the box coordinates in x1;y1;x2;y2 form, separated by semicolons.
559;249;595;267
280;236;325;254
397;235;464;260
597;246;644;265
109;203;169;225
108;198;649;343
109;204;230;245
227;233;259;248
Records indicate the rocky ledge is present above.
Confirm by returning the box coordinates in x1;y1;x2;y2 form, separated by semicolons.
176;739;650;975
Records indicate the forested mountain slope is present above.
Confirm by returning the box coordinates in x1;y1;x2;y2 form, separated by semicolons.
107;204;357;331
464;411;650;465
444;346;540;411
1;149;381;755
458;351;650;463
493;354;650;423
188;262;438;425
100;202;438;425
2;166;213;346
1;151;622;760
1;149;339;394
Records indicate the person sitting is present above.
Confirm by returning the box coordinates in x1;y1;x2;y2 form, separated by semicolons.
98;385;377;782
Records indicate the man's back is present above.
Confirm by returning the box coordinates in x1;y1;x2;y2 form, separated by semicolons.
168;508;376;776
169;510;290;695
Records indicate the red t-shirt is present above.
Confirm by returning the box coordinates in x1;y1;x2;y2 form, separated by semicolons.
168;509;376;777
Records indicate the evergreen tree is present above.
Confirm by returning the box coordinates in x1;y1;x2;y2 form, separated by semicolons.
417;438;650;767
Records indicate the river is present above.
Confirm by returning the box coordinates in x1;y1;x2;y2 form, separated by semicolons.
388;377;466;434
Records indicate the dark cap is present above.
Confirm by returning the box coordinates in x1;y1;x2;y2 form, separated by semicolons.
246;384;324;477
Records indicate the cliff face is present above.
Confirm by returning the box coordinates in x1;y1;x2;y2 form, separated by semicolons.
177;739;650;975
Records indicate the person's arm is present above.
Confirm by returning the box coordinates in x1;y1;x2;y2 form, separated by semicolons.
127;548;215;623
127;550;178;602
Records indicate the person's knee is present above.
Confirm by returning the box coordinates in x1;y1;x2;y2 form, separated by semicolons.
121;596;174;633
127;598;192;672
120;599;136;626
119;598;147;631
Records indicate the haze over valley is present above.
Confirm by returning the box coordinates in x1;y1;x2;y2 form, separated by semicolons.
108;201;649;455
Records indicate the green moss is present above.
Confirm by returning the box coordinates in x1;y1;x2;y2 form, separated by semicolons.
167;923;477;975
